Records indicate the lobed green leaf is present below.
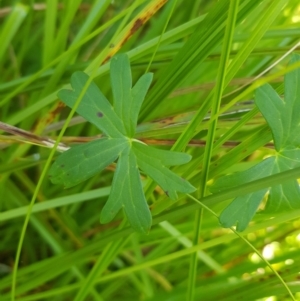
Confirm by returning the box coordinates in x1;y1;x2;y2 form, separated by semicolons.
130;73;153;135
133;140;192;166
256;54;300;150
212;55;300;231
100;147;152;233
50;53;194;233
49;138;128;188
110;54;133;136
58;71;126;138
133;142;196;200
219;190;268;232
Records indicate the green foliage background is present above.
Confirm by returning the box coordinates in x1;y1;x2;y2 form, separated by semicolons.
1;0;300;300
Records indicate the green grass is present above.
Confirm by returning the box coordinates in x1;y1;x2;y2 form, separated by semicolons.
1;0;300;300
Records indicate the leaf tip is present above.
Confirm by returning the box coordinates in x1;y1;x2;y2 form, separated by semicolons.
134;222;151;235
140;226;151;235
219;213;248;232
100;210;114;225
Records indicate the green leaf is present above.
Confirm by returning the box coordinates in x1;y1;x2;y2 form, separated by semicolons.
49;138;128;188
133;141;196;200
211;54;300;231
130;73;153;134
110;54;153;137
210;158;275;194
214;150;300;231
58;71;126;138
219;190;268;231
100;147;152;233
266;149;300;211
255;54;300;150
254;84;284;150
211;158;274;231
110;54;133;136
50;53;194;233
133;141;192;166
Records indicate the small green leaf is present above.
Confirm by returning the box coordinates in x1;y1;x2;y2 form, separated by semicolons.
50;53;194;234
219;190;268;231
211;54;300;231
58;71;126;138
214;150;300;231
210;158;275;194
133;141;192;166
254;84;284;150
212;158;274;231
49;138;128;188
130;73;153;134
266;149;300;211
133;142;196;200
100;147;152;233
256;54;300;150
110;54;133;136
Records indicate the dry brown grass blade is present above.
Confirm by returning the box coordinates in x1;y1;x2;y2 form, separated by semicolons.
103;0;168;63
0;121;68;151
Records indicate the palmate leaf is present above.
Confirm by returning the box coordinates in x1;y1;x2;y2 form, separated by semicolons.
210;54;300;231
49;53;195;233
